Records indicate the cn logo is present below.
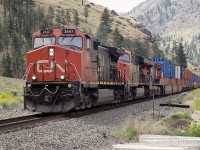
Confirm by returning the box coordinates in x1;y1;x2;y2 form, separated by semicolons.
37;60;66;73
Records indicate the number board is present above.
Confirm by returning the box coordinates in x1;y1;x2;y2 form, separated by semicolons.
62;29;75;34
41;29;52;34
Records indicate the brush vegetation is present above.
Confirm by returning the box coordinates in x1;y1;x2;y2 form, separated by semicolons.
161;112;200;137
178;88;200;104
111;125;138;138
0;76;24;109
0;91;22;109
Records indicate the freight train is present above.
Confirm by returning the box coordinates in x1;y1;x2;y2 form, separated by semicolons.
24;28;200;113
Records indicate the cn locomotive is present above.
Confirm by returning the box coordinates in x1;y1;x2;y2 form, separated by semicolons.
24;28;200;113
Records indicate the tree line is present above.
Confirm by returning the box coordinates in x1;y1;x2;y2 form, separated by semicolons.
0;1;89;78
1;1;162;78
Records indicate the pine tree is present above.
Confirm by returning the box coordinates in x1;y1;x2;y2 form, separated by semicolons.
132;39;141;55
171;40;178;54
47;5;54;28
153;46;161;58
0;20;4;52
2;53;13;77
113;26;123;48
61;8;66;28
140;42;149;58
37;6;46;29
55;9;62;28
176;42;187;67
73;10;80;28
84;6;89;23
41;16;48;30
100;8;111;32
2;18;10;53
122;38;133;50
66;9;71;25
96;8;112;45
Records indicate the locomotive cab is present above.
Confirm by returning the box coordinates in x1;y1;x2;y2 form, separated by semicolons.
24;28;125;113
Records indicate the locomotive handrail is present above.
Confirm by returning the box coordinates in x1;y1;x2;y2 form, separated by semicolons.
118;70;129;83
124;72;129;82
67;62;81;81
53;61;81;81
22;63;35;80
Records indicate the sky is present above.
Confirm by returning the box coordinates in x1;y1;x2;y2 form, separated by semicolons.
88;0;146;13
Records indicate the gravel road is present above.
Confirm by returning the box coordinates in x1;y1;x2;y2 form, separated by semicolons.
0;94;192;150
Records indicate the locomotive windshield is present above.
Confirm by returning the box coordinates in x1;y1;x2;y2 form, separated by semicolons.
34;37;56;49
58;36;83;50
119;54;130;62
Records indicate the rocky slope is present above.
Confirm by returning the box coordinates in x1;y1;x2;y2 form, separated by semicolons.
128;0;200;66
34;0;155;49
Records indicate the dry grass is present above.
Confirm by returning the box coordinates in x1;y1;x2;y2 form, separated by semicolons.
133;119;168;135
180;89;200;103
35;0;150;43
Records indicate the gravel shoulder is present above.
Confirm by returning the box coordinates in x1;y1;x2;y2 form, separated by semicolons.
0;105;39;120
0;94;194;150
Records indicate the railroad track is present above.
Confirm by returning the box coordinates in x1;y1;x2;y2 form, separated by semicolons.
0;113;70;134
0;93;180;134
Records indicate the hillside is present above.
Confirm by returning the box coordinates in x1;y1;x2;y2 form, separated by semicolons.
35;0;154;46
128;0;200;67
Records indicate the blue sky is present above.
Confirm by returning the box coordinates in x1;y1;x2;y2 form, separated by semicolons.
88;0;146;12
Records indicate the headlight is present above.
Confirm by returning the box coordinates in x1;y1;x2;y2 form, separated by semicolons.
60;75;65;80
68;83;72;88
49;48;54;56
32;75;37;80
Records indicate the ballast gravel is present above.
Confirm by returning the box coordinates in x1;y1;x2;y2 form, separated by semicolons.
0;94;192;150
0;106;39;120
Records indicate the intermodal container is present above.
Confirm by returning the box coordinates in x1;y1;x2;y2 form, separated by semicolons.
177;79;181;85
175;66;180;79
181;79;185;87
170;78;176;86
170;63;176;78
184;68;188;80
163;77;170;86
184;68;192;80
192;73;196;82
180;66;185;79
188;70;192;80
185;79;189;87
189;80;193;87
150;58;175;78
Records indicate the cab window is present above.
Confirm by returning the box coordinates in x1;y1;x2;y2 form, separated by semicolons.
34;37;56;49
58;36;83;50
119;54;130;62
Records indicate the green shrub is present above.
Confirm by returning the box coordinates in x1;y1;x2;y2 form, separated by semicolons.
173;129;189;136
188;123;200;137
163;118;173;124
111;125;137;138
171;112;191;119
0;91;22;109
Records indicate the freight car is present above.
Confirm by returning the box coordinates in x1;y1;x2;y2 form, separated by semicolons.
24;28;200;113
